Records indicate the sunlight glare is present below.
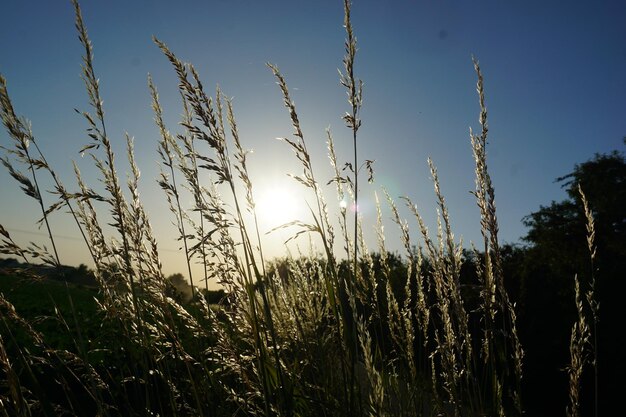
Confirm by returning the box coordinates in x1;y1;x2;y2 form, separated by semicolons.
256;185;301;231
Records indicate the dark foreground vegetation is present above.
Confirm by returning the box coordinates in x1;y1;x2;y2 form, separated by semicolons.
1;0;624;416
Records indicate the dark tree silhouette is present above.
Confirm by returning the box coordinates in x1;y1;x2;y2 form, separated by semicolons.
518;148;626;417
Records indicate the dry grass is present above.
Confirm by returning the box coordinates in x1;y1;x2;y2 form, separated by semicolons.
566;186;599;417
0;1;600;416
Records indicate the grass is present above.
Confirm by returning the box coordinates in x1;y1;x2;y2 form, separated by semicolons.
0;273;100;350
0;1;598;416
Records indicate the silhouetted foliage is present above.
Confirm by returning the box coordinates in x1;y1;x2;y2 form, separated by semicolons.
517;149;626;417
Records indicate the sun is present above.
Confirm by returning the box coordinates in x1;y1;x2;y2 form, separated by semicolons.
255;184;301;231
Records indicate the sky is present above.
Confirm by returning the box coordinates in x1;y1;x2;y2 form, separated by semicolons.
1;0;625;283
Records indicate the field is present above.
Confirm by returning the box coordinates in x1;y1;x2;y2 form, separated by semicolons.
0;272;100;350
1;1;622;416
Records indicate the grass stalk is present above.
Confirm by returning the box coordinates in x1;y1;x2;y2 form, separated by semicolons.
71;0;140;317
0;76;61;267
150;75;196;298
578;185;600;417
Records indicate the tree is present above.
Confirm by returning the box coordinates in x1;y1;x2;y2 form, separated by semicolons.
524;150;626;262
167;273;193;303
518;149;626;416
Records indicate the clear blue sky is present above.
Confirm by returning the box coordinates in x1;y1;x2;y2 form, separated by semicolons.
1;0;625;279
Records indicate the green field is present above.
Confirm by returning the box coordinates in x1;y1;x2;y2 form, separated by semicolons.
0;273;105;353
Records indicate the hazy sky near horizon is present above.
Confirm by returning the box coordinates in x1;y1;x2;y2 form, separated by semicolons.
1;0;625;280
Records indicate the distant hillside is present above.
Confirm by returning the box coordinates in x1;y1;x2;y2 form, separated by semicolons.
0;257;97;286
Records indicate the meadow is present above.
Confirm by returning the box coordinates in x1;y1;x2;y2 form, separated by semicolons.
0;1;610;416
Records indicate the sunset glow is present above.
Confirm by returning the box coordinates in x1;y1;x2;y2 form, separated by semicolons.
255;184;302;231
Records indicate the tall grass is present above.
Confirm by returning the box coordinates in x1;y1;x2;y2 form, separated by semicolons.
566;186;599;417
0;1;597;416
